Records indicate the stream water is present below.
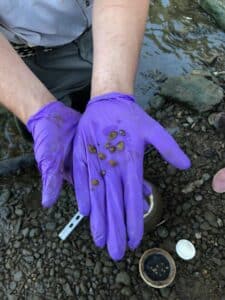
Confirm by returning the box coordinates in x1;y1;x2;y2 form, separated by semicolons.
135;0;225;107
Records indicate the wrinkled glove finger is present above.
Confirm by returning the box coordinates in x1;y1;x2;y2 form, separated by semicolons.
123;161;144;250
88;158;107;248
73;134;91;216
41;165;63;208
144;115;191;170
105;170;126;261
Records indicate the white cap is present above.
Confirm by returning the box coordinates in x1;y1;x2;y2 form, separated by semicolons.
175;239;196;260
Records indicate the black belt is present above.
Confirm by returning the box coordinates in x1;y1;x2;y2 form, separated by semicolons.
12;43;53;58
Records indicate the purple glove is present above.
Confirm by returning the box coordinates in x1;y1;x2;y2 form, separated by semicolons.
73;92;190;260
27;101;81;208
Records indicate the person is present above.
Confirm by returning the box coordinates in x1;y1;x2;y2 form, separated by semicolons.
0;1;190;260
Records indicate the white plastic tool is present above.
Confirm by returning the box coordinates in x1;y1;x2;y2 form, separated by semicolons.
58;211;84;240
175;239;196;260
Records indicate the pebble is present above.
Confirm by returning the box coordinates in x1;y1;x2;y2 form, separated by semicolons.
219;266;225;279
115;271;131;286
159;287;171;298
45;222;56;231
14;271;23;282
15;208;24;217
157;226;169;239
195;232;202;239
120;286;132;297
195;195;203;201
63;283;74;297
0;190;10;206
204;211;218;228
94;261;102;275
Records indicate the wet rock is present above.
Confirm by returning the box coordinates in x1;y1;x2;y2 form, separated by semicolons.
208;112;225;132
159;287;171;298
195;195;203;202
199;0;225;31
94;261;102;275
115;271;131;286
15;208;24;217
14;271;23;282
219;265;225;278
63;282;74;297
45;222;56;231
0;190;10;206
157;226;169;239
204;211;218;228
160;75;223;112
121;286;132;297
0;207;10;219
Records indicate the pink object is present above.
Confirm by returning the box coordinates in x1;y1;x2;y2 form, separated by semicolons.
212;168;225;193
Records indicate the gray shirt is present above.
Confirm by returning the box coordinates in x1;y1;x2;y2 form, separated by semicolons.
0;0;93;47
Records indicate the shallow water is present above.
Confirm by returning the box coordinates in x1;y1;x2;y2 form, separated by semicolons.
135;0;225;107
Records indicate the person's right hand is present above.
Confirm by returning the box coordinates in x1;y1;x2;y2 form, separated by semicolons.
27;101;81;208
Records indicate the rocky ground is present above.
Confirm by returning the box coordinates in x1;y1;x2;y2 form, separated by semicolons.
1;1;225;300
0;74;225;300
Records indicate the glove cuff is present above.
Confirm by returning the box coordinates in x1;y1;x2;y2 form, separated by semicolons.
89;92;135;105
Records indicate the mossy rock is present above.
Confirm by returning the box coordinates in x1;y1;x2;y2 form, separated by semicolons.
199;0;225;31
160;75;224;112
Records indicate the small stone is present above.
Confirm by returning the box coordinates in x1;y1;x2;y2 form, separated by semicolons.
46;222;56;231
29;228;39;238
0;190;10;206
14;241;21;249
14;271;23;282
94;262;102;275
219;265;225;279
115;271;131;286
195;195;203;201
119;130;126;136
109;160;118;167
21;228;29;237
159;287;171;298
10;281;17;290
204;211;218;228
63;283;74;297
217;218;223;227
121;287;132;297
109;131;118;140
91;179;99;186
88;145;97;153
195;232;202;239
15;208;24;217
86;258;94;267
116;141;125;151
98;152;106;160
157;226;169;239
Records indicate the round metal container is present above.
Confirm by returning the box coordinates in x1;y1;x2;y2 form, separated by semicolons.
139;248;176;289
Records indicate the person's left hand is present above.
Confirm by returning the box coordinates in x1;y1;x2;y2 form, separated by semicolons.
73;92;190;260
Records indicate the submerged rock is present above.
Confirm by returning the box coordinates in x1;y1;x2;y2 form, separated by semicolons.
160;75;223;112
199;0;225;31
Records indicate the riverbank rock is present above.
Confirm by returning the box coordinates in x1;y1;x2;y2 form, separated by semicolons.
199;0;225;31
160;75;223;112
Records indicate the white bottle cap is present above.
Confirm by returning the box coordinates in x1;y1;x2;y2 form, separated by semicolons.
175;239;196;260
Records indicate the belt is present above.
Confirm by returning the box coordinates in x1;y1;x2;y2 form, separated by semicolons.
12;44;53;58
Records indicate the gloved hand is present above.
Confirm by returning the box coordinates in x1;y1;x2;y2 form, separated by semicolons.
27;101;81;208
73;92;191;260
